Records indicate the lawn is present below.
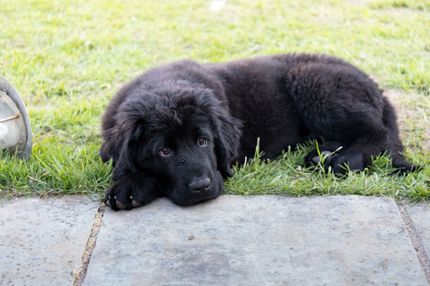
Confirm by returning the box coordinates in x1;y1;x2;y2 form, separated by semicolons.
0;0;429;201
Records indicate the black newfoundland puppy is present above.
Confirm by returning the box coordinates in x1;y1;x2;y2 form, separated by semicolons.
101;54;417;210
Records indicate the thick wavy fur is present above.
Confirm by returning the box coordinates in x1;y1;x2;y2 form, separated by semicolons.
101;54;418;210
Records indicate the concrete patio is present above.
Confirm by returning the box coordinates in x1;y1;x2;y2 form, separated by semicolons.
1;195;429;285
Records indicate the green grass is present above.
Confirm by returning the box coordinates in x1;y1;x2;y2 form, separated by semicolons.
0;0;429;201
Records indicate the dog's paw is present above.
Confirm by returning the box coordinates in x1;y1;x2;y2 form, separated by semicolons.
105;176;161;211
105;183;139;211
306;146;369;175
304;142;343;168
305;150;335;167
328;152;368;175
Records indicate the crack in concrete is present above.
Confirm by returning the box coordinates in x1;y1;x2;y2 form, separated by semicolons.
397;203;430;284
73;203;106;286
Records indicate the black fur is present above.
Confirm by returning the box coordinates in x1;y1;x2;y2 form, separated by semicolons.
101;54;417;210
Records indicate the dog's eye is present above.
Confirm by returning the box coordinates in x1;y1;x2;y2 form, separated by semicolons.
197;137;208;146
159;147;172;157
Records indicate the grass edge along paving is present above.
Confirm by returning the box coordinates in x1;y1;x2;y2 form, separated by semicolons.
1;135;428;202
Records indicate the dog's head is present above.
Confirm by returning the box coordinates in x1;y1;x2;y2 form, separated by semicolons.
101;83;241;206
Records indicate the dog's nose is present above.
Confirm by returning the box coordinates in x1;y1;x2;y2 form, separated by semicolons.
189;177;211;193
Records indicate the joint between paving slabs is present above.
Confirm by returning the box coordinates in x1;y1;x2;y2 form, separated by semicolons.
397;202;430;284
73;203;106;286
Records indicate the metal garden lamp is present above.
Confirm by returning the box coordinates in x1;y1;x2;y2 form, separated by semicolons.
0;77;32;159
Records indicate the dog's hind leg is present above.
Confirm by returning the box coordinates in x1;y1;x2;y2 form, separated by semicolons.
317;114;389;174
325;133;386;174
288;60;418;174
301;120;388;174
317;102;419;174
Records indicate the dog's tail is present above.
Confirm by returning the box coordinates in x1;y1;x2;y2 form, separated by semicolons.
382;96;419;172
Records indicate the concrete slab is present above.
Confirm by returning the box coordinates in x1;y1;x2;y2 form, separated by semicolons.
85;195;428;285
0;196;99;285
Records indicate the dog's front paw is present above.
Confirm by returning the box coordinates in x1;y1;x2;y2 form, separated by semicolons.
105;183;137;211
105;177;160;211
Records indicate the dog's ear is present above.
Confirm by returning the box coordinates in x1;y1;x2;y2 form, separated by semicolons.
100;127;118;164
213;109;242;178
111;124;144;181
100;114;144;181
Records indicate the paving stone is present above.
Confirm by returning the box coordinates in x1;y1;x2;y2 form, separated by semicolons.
85;195;427;285
407;203;430;258
0;196;99;286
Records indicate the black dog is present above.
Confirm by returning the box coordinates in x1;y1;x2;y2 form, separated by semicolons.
100;54;417;210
